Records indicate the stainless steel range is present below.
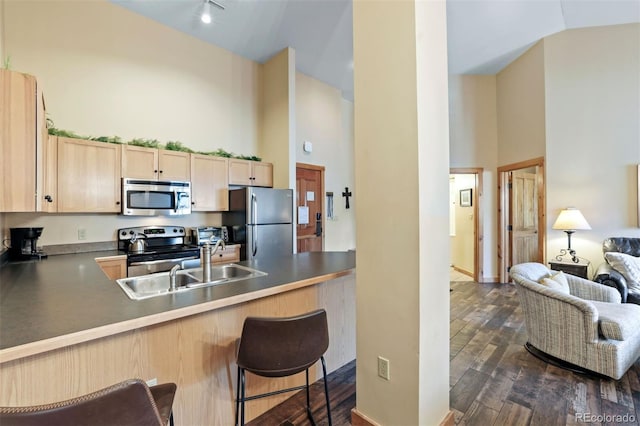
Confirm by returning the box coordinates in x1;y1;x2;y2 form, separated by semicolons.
118;225;200;277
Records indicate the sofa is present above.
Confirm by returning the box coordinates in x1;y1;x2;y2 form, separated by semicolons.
510;262;640;380
594;237;640;304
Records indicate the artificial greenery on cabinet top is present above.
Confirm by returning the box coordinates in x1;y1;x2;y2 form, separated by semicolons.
47;127;261;161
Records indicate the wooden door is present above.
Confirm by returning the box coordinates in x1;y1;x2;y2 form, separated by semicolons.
190;154;229;211
159;150;190;181
510;170;539;266
296;164;324;252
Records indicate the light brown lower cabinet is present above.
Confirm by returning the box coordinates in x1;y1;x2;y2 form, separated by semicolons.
210;244;240;264
95;256;127;280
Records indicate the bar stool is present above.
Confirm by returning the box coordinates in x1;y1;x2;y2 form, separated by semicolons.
0;378;177;426
235;308;332;426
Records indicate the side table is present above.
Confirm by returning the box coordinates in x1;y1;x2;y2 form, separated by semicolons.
548;260;589;279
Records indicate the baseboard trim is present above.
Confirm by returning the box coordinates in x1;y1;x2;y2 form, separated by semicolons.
440;410;455;426
351;408;456;426
351;408;381;426
452;265;473;277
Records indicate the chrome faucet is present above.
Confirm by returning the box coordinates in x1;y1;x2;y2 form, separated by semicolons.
202;238;225;283
169;264;182;291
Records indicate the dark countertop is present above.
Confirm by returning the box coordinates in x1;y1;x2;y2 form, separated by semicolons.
0;250;355;357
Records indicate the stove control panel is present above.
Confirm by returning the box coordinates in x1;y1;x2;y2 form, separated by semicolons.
118;226;186;240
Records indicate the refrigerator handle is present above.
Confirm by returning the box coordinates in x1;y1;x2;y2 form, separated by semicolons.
252;193;258;256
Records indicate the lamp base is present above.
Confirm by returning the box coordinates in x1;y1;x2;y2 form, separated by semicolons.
555;248;580;263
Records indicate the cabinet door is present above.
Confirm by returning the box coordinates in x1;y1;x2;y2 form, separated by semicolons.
159;150;190;181
41;135;58;212
228;159;253;186
0;70;38;212
58;138;122;212
191;154;229;211
252;162;273;187
96;257;127;280
122;145;158;180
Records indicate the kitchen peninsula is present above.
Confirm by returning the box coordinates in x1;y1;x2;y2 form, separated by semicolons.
0;250;355;424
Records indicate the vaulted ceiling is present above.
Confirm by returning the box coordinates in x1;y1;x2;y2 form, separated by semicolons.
112;0;639;100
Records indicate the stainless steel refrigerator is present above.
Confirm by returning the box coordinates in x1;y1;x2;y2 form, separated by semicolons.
224;187;294;261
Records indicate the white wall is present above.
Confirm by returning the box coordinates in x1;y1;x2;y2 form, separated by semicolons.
295;72;355;251
544;24;640;266
448;75;498;280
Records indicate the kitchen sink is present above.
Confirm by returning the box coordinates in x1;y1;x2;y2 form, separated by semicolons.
115;264;267;300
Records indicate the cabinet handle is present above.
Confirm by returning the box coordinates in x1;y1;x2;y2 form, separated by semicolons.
191;201;195;205
44;195;53;202
116;201;121;205
154;170;158;173
159;170;163;174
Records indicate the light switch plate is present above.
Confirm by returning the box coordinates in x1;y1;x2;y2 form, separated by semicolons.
303;141;313;153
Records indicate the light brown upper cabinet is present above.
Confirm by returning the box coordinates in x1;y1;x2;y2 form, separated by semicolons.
0;69;47;212
190;154;229;211
41;135;58;213
122;145;190;181
57;137;122;212
228;159;273;187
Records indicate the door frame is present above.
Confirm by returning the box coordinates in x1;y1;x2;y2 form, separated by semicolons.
497;157;546;283
295;162;325;251
449;168;483;282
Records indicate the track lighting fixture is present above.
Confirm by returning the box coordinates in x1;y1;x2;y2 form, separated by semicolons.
201;0;225;24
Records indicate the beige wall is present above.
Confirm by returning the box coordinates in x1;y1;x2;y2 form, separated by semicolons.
4;0;259;155
496;40;546;166
353;0;450;424
449;75;498;279
450;174;475;275
295;72;355;251
544;24;640;264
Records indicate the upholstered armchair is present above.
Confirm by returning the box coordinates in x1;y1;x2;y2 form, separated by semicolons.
510;262;640;380
594;237;640;304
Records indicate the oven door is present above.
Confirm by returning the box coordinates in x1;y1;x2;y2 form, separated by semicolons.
122;179;191;216
128;256;199;277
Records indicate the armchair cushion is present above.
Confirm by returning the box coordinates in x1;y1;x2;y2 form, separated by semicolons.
591;301;640;341
604;252;640;292
539;271;570;294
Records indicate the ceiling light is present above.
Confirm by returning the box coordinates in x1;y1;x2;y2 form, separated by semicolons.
200;0;225;25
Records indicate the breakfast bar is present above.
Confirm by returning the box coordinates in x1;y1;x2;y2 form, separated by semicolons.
0;251;356;424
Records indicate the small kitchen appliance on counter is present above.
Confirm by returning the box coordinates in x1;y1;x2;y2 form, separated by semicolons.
190;226;228;246
9;227;48;261
118;225;200;277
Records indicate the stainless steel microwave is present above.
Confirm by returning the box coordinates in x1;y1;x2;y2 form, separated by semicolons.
122;178;192;216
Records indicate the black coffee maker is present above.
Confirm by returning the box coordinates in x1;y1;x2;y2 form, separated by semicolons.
9;227;48;261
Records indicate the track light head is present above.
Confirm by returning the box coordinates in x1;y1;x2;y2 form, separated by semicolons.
201;1;212;24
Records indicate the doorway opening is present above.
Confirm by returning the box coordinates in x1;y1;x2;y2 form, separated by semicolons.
296;163;325;253
449;168;483;282
497;157;546;283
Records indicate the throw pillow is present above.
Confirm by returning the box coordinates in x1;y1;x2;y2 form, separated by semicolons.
538;271;570;295
604;252;640;291
591;301;640;341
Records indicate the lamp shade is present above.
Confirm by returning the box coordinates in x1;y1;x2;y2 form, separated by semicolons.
552;208;591;231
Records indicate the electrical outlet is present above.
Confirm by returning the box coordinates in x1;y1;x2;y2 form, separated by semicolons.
146;378;157;387
77;228;86;240
378;356;390;380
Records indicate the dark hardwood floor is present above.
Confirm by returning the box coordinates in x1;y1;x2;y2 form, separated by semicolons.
248;280;640;426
